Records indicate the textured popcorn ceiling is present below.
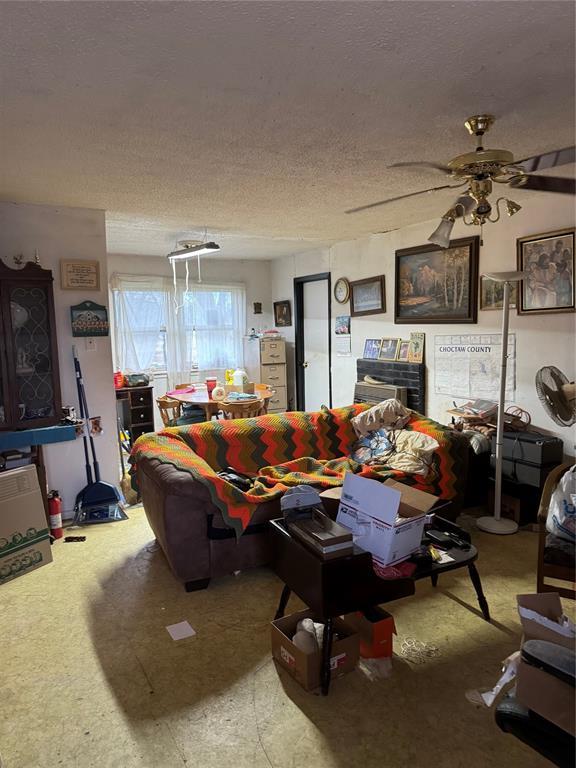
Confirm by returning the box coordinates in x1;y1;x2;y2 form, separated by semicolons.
0;1;574;259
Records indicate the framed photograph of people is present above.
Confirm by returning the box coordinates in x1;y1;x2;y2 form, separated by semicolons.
379;337;400;361
516;228;575;315
350;275;386;317
273;300;292;326
363;338;382;359
397;340;411;362
395;236;479;323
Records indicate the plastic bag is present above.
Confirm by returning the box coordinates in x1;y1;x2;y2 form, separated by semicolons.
546;465;576;542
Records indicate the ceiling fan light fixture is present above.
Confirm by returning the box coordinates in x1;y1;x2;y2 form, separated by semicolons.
504;199;522;217
427;208;457;248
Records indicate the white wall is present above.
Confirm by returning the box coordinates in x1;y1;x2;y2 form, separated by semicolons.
271;193;576;452
0;201;118;516
107;253;273;338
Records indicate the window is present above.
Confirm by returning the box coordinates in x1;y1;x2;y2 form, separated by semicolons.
110;274;246;385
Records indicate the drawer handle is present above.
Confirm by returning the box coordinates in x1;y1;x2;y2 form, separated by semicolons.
268;376;280;380
269;354;280;358
139;396;144;402
140;413;145;419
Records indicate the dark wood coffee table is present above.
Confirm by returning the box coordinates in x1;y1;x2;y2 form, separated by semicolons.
270;516;489;695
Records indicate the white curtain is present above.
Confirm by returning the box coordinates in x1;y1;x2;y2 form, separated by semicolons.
110;273;246;389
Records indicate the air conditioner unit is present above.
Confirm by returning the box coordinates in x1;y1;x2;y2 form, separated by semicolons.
354;382;408;406
0;465;52;585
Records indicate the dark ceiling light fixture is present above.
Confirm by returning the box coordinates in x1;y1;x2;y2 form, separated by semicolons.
166;241;220;261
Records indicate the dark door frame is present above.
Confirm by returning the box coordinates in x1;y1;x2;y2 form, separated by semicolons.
294;272;332;411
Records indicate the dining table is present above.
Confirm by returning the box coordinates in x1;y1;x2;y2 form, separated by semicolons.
168;386;273;421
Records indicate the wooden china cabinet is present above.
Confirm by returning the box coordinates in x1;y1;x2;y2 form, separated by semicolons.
0;261;62;430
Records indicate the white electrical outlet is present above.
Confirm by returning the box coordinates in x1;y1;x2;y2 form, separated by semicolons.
85;338;97;352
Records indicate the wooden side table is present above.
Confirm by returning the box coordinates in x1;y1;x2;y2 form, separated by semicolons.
270;516;490;695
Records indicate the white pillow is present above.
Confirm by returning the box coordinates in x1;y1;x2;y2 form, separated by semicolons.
351;398;411;437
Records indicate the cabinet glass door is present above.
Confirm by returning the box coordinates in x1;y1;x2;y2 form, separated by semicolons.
10;285;56;423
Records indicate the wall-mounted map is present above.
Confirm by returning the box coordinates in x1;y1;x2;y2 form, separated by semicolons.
434;334;515;400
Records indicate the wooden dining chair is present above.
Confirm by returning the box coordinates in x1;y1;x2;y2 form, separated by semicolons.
156;395;183;427
536;462;575;599
217;398;267;420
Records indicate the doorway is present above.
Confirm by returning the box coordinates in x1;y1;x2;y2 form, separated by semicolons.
294;273;332;411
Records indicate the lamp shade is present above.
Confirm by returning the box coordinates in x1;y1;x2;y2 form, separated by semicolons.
427;217;455;248
483;271;528;282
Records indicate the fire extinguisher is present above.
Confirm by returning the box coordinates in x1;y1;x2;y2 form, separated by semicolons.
48;490;63;539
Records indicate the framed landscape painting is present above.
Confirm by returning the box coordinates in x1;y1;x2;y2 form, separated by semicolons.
394;236;479;324
480;276;517;310
516;228;575;315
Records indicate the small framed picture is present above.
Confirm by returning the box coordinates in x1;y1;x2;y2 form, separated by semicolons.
335;315;351;335
273;300;292;327
480;276;517;310
61;260;100;291
350;275;386;317
516;227;574;315
397;340;410;362
408;331;425;363
379;337;401;361
363;338;382;359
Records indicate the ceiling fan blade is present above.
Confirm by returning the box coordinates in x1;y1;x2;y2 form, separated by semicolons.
345;184;463;214
509;175;575;195
388;161;451;174
513;146;575;173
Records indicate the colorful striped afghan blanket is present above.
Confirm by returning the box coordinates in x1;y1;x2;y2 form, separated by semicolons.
130;405;468;536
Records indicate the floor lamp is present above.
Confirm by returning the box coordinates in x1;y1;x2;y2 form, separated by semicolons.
477;271;528;535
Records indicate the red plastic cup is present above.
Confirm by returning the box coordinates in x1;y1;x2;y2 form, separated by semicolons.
205;377;217;399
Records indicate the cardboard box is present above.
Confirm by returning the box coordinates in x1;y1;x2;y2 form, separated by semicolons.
517;593;575;651
271;609;359;692
343;607;396;658
516;646;575;735
0;465;53;586
336;474;438;566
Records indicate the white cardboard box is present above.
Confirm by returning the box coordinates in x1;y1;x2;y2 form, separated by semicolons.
0;466;52;585
336;474;438;566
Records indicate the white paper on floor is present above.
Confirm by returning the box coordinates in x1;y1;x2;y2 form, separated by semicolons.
166;621;196;641
465;650;520;708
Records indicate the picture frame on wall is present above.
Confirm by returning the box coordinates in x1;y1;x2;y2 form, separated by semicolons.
273;300;292;326
394;236;479;324
379;337;400;361
350;275;386;317
363;338;382;359
516;227;575;315
480;275;517;310
60;260;100;291
408;331;425;363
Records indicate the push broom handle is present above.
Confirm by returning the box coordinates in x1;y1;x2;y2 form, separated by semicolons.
73;348;93;486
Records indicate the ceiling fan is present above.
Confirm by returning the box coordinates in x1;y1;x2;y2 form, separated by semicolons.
346;115;575;247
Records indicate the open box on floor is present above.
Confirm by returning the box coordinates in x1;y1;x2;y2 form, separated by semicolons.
271;609;359;692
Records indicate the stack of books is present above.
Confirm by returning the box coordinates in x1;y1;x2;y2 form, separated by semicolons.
287;509;354;560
